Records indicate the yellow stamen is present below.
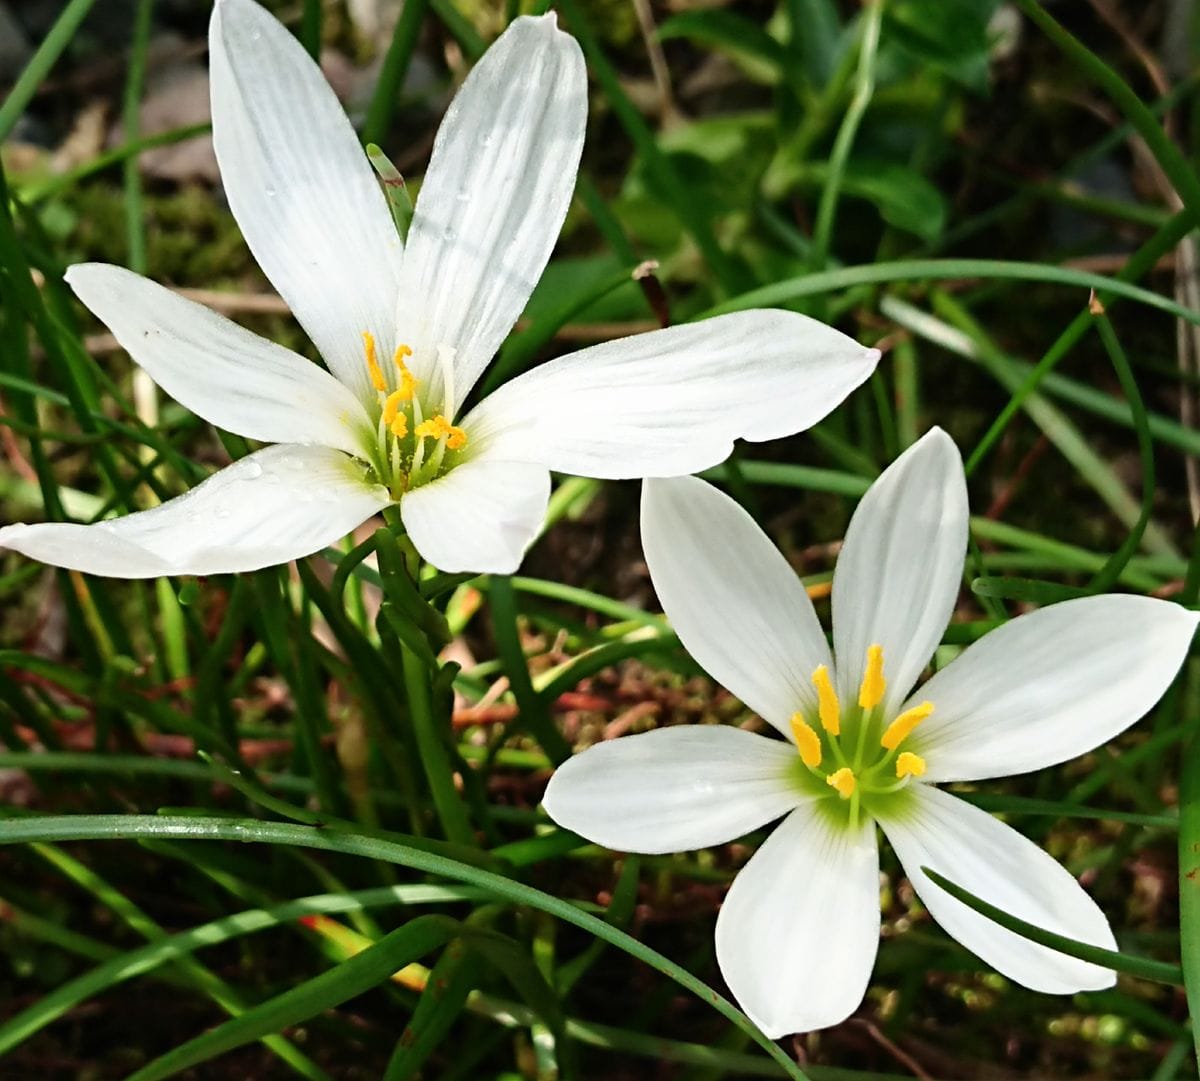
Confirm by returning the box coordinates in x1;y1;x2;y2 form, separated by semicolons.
362;330;386;392
393;345;418;400
789;714;822;768
811;664;841;735
880;701;934;751
858;644;886;711
382;390;406;426
895;751;926;779
826;767;856;799
415;414;468;451
389;414;408;438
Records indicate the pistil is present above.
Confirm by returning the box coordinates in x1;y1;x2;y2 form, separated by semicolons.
360;332;469;497
789;644;937;821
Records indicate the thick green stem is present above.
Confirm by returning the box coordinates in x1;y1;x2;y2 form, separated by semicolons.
399;641;476;847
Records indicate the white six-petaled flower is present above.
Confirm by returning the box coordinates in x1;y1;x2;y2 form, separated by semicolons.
543;428;1198;1038
0;0;878;578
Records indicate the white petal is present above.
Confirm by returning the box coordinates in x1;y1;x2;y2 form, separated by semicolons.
0;445;389;578
641;476;831;736
879;784;1116;993
396;15;586;409
66;263;374;458
468;310;879;478
912;596;1198;783
542;726;804;854
399;458;549;574
716;804;880;1038
832;428;967;717
209;0;402;400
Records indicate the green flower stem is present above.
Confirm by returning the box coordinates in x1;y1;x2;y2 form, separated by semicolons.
0;0;98;141
1088;315;1155;593
364;0;430;147
373;524;474;846
809;0;883;270
1179;696;1200;1068
489;574;571;763
399;638;476;847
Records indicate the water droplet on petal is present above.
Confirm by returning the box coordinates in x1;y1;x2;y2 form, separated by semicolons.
455;188;470;203
242;460;263;479
214;505;233;520
479;133;493;148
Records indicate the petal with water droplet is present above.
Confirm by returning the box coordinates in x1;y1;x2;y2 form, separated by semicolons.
0;445;390;578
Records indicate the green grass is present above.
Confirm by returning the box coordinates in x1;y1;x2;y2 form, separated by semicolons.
1;0;1199;1078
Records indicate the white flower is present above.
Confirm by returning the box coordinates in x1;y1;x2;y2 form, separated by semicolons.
543;428;1198;1038
0;0;878;579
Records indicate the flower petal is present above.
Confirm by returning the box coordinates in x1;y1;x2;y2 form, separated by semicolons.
641;476;832;736
399;458;549;574
66;263;374;459
832;428;967;717
911;595;1197;783
878;784;1116;993
468;310;879;477
542;726;804;854
0;445;389;578
716;803;880;1038
395;14;586;410
209;0;402;400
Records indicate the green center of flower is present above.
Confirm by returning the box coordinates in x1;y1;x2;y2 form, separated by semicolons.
789;643;933;827
361;331;469;499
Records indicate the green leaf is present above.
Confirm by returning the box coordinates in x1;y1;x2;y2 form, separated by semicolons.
386;941;483;1081
837;162;948;241
1178;727;1200;1067
0;815;811;1081
970;576;1088;605
126;915;465;1081
922;867;1183;985
885;0;997;90
657;11;786;83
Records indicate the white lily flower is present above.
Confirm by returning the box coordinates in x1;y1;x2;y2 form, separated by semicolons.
0;0;878;579
543;428;1198;1038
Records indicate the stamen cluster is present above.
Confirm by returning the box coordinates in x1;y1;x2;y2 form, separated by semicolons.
361;331;468;498
789;644;933;827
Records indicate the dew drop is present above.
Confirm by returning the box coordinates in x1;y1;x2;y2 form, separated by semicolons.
479;133;493;148
455;188;470;203
242;460;264;479
443;227;456;242
214;505;233;520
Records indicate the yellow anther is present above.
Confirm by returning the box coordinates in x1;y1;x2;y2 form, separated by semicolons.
362;330;386;392
382;390;406;427
811;664;841;735
858;644;886;711
789;715;822;769
393;345;418;400
880;701;934;751
896;752;926;779
389;414;408;438
415;414;468;451
826;767;856;800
